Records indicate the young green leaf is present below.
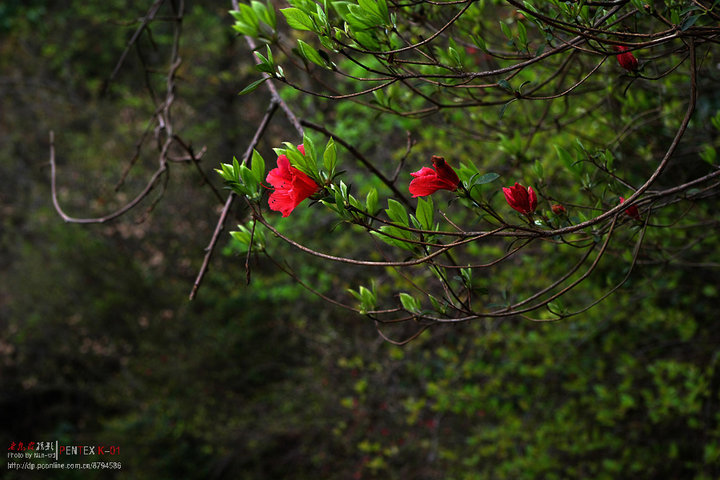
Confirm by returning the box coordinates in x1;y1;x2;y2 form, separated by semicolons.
415;196;434;230
366;187;378;215
281;7;315;30
386;199;409;226
232;156;241;182
399;293;421;314
238;77;269;95
555;145;581;173
302;132;317;165
251;0;276;29
239;164;258;193
250;149;266;183
371;226;414;251
323;137;337;176
297;39;329;68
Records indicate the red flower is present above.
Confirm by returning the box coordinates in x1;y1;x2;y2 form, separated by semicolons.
408;155;460;197
613;45;638;72
266;145;319;217
551;204;567;215
503;182;537;215
619;196;640;220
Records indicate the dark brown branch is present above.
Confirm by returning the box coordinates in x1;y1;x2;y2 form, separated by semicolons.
189;99;280;300
300;119;413;208
102;0;166;95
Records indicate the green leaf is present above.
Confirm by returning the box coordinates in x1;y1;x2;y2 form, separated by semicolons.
680;14;700;31
467;171;500;194
473;172;500;185
399;293;421;314
371;226;414;251
670;9;680;25
711;110;720;131
366;188;378;214
216;163;235;182
357;0;385;25
253;49;274;74
238;77;268;95
229;223;265;252
230;228;251;250
375;0;390;24
532;159;544;180
498;98;516;119
497;78;513;93
281;7;315;31
472;34;488;53
555;145;580;173
323;137;337;176
302;132;317;166
522;1;538;14
230;4;260;37
232;156;241;181
297;39;329;68
386;199;409;226
239;164;258;193
285;143;315;177
251;0;276;29
448;46;462;67
360;286;376;311
415;196;434;230
250;149;265;183
547;300;566;316
700;145;716;165
517;21;527;48
500;20;512;40
460;267;472;287
348;285;376;313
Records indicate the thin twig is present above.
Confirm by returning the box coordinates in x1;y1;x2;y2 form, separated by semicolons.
188;99;280;300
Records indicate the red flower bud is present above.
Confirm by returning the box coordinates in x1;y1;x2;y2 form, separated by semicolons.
503;182;538;215
613;45;638;72
408;155;460;197
266;144;319;217
551;204;567;215
619;197;640;220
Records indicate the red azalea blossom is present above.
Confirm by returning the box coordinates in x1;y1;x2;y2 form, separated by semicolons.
266;144;319;217
551;204;567;215
503;182;538;215
619;196;641;220
613;45;638;72
408;155;460;197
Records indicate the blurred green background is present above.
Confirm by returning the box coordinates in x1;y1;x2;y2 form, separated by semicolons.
1;1;720;478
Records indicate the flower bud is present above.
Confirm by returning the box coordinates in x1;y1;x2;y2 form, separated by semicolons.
551;204;567;215
502;182;538;215
613;45;638;72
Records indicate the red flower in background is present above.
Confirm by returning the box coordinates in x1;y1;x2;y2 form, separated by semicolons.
408;156;460;197
613;45;638;72
619;196;641;220
551;204;567;215
266;144;319;217
503;182;537;215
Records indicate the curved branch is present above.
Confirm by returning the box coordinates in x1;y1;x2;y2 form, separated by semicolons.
49;131;168;224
